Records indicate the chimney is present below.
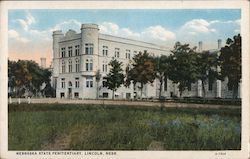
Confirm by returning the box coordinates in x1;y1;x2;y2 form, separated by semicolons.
198;41;203;52
218;39;222;49
40;57;46;68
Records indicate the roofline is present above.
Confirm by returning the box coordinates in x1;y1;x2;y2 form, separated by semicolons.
99;33;171;50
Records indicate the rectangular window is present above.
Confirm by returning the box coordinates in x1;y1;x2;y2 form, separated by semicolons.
86;76;93;88
85;43;93;55
102;80;107;87
102;64;108;72
61;47;66;57
115;48;120;58
61;78;65;88
68;60;72;73
103;92;109;98
126;50;131;59
103;46;108;56
61;61;65;73
60;92;65;98
68;65;72;72
85;59;93;71
68;46;73;57
75;45;80;56
74;92;79;98
75;78;79;88
75;59;80;72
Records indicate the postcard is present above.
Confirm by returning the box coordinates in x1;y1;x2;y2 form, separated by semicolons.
0;1;249;159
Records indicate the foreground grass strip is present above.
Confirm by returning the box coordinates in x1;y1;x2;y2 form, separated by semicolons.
8;103;241;150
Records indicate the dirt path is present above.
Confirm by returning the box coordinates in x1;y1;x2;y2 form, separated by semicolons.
42;133;71;150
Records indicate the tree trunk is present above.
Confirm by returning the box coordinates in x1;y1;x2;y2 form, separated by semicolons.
112;90;115;100
96;81;99;99
159;77;163;100
140;83;143;99
202;80;206;98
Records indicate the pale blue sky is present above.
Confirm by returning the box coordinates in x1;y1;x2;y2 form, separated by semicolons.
8;9;241;64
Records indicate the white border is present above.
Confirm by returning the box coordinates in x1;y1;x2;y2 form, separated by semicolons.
0;1;249;159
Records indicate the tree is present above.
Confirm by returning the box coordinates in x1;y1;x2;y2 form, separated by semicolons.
103;59;125;99
154;55;171;99
168;42;199;97
8;60;52;97
125;51;157;99
219;34;241;98
196;51;218;98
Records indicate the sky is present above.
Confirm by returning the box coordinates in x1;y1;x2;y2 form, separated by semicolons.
8;9;241;66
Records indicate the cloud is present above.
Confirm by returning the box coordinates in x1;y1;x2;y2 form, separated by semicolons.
99;22;140;39
141;25;176;41
8;29;29;43
100;22;175;43
16;11;36;31
181;19;216;34
234;29;240;33
50;19;81;32
209;19;240;25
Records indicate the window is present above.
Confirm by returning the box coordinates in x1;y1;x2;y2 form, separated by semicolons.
103;46;108;56
102;80;107;87
61;78;65;88
60;92;65;98
103;92;109;98
75;58;80;72
75;45;80;56
102;61;108;72
61;47;66;57
75;78;79;88
126;93;131;99
126;50;131;59
68;59;72;72
85;59;93;71
85;43;93;55
74;92;79;98
68;46;73;57
68;81;72;87
86;76;93;88
115;48;120;58
61;60;65;73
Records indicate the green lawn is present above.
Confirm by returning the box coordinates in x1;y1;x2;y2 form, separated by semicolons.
8;103;241;150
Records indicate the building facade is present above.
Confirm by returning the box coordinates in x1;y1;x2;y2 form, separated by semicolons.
52;23;241;99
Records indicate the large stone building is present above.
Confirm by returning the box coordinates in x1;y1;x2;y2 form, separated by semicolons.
52;23;241;99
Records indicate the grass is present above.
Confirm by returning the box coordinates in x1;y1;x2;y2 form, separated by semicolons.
8;103;241;150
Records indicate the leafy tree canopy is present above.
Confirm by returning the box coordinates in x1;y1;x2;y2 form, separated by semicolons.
103;59;125;99
168;42;199;96
219;34;241;98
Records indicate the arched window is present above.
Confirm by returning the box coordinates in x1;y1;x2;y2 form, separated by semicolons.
68;81;72;87
62;60;65;73
68;59;72;72
75;58;80;72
